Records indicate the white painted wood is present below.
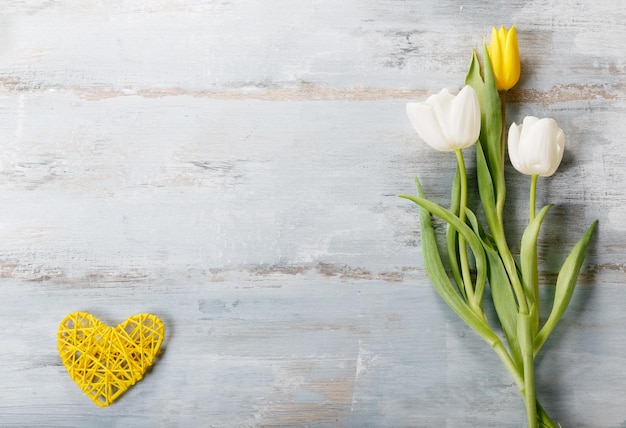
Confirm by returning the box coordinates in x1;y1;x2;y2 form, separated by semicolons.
0;1;625;426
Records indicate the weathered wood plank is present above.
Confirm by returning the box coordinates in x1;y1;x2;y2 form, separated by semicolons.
0;1;624;98
0;94;621;277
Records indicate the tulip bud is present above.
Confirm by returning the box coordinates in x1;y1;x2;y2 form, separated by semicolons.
406;86;481;152
488;25;521;91
508;116;565;177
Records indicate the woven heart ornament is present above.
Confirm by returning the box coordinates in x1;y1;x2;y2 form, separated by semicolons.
58;312;164;407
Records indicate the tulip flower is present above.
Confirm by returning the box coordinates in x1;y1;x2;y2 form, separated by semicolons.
508;116;564;177
406;86;481;152
488;25;520;91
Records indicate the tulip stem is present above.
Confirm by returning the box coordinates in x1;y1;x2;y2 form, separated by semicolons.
519;312;539;428
529;174;538;222
492;90;530;316
495;90;507;225
455;149;475;305
500;90;507;167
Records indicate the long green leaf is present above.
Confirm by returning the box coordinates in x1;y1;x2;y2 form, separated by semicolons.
464;208;488;308
534;220;598;355
520;204;553;335
480;42;504;200
465;47;503;200
466;208;522;368
399;193;488;314
465;49;485;99
401;179;499;346
476;142;500;239
446;166;465;298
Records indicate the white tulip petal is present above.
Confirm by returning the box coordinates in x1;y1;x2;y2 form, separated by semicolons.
556;127;565;152
450;86;481;149
522;116;540;127
406;103;452;151
544;127;565;176
537;119;559;175
521;119;548;174
507;122;524;173
427;89;456;144
518;116;539;152
533;120;551;171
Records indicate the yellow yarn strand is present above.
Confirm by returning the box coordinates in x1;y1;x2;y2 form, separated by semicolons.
57;312;164;407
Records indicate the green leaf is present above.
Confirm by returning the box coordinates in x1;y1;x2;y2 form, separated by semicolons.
466;208;522;368
399;180;498;345
399;193;488;315
465;49;485;96
446;166;465;298
476;142;500;239
464;208;488;308
464;206;495;250
520;204;553;335
449;165;462;217
534;220;598;355
480;42;504;198
465;47;503;201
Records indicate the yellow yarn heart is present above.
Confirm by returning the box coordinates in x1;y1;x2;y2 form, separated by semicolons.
57;312;164;407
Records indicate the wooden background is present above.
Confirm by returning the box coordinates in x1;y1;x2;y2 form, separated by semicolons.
1;1;625;426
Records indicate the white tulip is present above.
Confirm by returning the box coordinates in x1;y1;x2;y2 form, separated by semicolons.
508;116;565;177
406;86;481;152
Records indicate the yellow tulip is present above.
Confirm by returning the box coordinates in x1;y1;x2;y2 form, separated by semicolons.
488;25;520;91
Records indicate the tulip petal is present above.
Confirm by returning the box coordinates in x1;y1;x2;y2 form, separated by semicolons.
488;27;503;88
531;119;554;175
538;119;562;175
544;126;565;176
498;25;507;40
406;102;452;151
519;118;561;175
449;86;481;149
426;88;455;144
518;116;540;170
504;26;521;89
522;115;540;128
519;118;547;174
507;122;524;173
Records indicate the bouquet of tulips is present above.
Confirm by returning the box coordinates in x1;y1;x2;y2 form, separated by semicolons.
400;26;597;427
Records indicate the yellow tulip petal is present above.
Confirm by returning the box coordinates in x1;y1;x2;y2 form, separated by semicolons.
488;26;503;89
498;26;507;43
489;26;499;56
504;25;521;89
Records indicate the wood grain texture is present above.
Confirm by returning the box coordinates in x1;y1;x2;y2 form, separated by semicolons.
0;1;625;426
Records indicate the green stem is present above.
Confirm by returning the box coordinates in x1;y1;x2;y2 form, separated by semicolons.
455;149;475;306
519;312;538;428
523;349;538;427
492;336;554;427
493;89;529;315
499;90;508;167
495;90;508;222
530;174;538;222
537;402;558;428
494;232;529;315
